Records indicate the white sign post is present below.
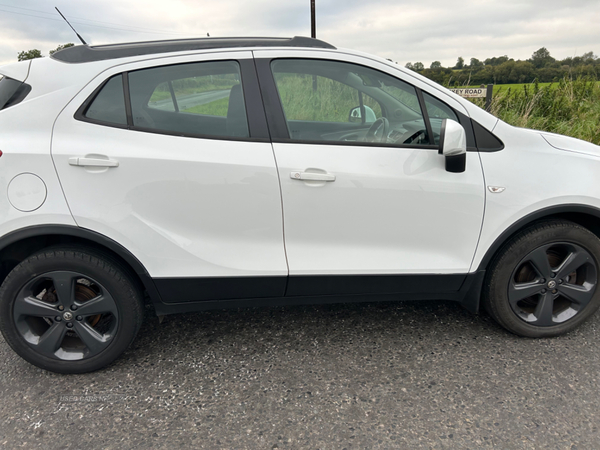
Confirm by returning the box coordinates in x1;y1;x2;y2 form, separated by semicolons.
449;84;493;111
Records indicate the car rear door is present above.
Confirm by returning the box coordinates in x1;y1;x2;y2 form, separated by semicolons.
52;51;288;302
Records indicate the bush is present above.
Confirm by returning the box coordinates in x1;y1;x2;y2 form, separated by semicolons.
488;78;600;145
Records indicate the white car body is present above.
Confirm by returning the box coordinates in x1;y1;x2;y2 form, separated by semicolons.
1;37;599;373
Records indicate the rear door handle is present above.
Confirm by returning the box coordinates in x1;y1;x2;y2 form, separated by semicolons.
290;171;336;182
69;157;119;168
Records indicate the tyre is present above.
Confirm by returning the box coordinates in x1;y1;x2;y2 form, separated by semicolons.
0;247;143;373
484;220;600;337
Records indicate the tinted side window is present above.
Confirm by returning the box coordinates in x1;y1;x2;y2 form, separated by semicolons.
84;74;127;125
129;61;249;138
0;76;31;110
274;73;382;122
271;59;431;146
148;82;176;112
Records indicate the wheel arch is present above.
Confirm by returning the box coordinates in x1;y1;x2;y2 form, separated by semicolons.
477;205;600;274
0;225;162;305
463;204;600;314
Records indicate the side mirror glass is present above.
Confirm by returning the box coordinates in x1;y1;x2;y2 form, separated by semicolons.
439;119;467;173
348;105;377;124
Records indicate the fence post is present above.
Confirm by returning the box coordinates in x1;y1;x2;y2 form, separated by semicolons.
485;84;493;111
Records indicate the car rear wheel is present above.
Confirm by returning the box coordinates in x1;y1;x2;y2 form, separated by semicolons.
0;247;143;373
484;220;600;337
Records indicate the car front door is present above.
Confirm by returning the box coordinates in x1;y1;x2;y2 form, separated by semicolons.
52;51;288;302
254;50;486;297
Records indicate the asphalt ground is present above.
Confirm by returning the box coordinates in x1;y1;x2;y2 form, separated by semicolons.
1;299;599;449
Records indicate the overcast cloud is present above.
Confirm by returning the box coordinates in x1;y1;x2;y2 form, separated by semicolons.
0;0;599;67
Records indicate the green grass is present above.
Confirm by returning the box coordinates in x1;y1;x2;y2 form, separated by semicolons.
460;81;600;93
453;78;600;145
149;90;172;102
456;82;555;93
182;96;230;116
149;78;239;103
494;82;553;93
490;78;600;145
275;74;360;122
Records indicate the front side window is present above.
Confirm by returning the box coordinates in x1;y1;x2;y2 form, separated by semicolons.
423;92;459;145
128;60;249;138
274;72;382;123
271;59;432;146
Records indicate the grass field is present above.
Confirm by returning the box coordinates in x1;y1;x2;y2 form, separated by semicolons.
457;78;600;145
458;82;556;93
461;81;600;93
182;96;230;116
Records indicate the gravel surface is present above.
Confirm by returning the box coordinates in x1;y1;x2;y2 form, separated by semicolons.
1;300;599;449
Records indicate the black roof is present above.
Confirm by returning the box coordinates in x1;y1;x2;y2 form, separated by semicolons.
51;36;336;63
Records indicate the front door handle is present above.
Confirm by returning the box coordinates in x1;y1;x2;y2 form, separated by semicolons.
69;157;119;168
290;171;336;182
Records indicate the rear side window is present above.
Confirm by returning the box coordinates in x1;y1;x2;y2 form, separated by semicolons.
0;76;32;111
128;60;249;138
84;74;127;125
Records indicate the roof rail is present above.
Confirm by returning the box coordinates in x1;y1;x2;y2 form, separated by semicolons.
51;36;336;64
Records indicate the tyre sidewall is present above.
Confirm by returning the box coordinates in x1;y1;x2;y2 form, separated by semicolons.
485;221;600;337
0;249;142;374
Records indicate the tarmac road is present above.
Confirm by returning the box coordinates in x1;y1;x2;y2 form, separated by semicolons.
1;299;599;449
149;89;230;111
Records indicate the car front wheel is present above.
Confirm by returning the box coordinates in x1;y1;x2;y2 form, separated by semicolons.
484;220;600;337
0;247;143;373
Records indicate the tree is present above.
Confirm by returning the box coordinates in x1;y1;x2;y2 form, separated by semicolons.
49;43;75;55
413;62;424;71
430;61;442;69
405;62;414;70
529;47;555;68
484;55;510;66
454;57;464;69
581;51;597;62
469;58;483;68
17;49;42;61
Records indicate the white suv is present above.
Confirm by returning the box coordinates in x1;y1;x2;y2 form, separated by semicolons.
1;37;599;373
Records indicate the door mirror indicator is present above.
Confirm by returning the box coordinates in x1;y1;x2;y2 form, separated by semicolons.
439;119;467;173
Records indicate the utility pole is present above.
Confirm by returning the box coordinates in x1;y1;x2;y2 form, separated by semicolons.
311;0;316;38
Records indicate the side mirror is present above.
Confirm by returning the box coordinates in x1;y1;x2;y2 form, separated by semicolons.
439;119;467;173
348;105;377;124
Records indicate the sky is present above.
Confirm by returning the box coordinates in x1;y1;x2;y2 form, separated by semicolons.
0;0;599;68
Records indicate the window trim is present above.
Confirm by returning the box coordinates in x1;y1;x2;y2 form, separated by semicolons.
74;58;270;142
415;87;435;147
122;72;134;127
167;81;179;112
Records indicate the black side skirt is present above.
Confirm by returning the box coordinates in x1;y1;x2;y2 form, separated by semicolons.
151;272;485;316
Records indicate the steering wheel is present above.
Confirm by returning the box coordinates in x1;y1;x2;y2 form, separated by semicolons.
365;117;389;143
402;129;428;145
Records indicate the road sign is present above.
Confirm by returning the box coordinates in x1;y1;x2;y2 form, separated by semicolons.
449;88;487;98
449;84;493;111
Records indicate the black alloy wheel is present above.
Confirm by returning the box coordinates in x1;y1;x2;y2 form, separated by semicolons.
484;220;600;337
0;248;143;373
